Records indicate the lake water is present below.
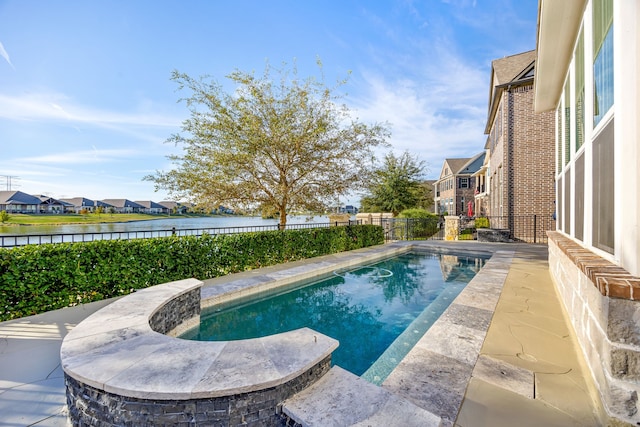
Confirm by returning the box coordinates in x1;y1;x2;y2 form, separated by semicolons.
0;215;338;247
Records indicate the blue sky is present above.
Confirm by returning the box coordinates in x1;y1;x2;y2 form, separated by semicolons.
0;0;537;204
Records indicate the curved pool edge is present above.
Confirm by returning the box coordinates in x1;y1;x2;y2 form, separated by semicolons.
60;241;506;425
60;276;338;425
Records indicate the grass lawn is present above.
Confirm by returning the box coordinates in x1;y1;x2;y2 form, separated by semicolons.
1;213;168;226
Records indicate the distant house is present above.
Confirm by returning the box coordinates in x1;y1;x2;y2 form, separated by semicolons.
34;195;66;213
135;200;168;215
100;199;144;214
434;153;484;216
471;151;490;217
60;197;96;213
0;191;42;213
483;50;555;224
158;201;189;215
340;205;358;215
95;200;115;211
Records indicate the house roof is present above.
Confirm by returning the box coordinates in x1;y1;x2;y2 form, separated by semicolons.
485;50;536;134
491;50;536;86
60;197;95;207
101;199;145;209
135;200;165;209
35;195;67;205
441;158;471;178
457;152;486;175
0;191;43;205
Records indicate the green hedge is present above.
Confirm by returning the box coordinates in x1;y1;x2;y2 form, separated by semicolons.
0;225;383;321
393;212;441;240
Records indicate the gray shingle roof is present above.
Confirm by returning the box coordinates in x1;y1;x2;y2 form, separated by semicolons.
101;199;145;209
60;197;96;207
135;200;165;209
492;50;536;86
0;191;43;205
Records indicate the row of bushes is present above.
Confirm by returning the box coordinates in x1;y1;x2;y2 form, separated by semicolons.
394;209;441;240
0;225;384;321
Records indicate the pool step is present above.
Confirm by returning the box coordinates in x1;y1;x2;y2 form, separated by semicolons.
281;366;441;427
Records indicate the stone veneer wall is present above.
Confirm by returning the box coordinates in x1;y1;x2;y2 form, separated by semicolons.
149;287;200;335
547;232;640;424
444;216;460;241
65;356;331;427
63;277;338;427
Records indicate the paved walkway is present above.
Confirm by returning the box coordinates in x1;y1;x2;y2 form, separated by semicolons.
0;299;115;426
456;245;607;426
0;242;607;426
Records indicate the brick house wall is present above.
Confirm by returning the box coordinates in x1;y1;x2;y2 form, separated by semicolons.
507;85;556;218
487;83;555;237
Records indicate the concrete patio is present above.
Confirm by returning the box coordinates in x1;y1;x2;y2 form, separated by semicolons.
0;242;608;426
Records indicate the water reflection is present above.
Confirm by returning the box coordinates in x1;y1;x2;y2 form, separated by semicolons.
183;251;487;376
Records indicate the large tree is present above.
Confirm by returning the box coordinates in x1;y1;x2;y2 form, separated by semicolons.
360;151;428;216
146;62;389;227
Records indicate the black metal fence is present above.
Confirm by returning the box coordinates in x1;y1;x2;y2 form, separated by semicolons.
483;215;555;243
371;217;443;242
0;215;557;248
370;214;555;244
0;221;354;248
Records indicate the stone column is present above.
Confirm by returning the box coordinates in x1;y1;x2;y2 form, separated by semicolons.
445;216;460;241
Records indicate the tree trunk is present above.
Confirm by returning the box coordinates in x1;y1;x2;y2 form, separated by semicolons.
279;207;287;230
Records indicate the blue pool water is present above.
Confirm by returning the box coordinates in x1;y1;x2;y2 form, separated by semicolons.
181;250;487;383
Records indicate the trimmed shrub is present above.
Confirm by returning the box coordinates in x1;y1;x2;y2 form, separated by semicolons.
0;225;383;321
475;217;490;229
396;209;440;240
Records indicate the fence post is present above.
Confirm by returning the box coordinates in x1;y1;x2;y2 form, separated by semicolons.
405;218;409;240
533;215;537;244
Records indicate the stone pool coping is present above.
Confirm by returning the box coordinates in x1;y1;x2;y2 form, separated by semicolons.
60;278;338;400
60;241;503;425
59;242;421;401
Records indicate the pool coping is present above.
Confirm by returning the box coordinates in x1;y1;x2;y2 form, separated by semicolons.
280;242;513;426
60;241;511;425
59;242;414;400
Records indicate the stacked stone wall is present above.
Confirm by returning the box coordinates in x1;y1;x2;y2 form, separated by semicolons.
548;232;640;424
149;287;200;335
66;356;332;426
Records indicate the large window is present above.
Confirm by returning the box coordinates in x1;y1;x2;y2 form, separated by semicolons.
556;106;562;173
564;82;571;165
592;121;615;253
593;0;613;127
564;169;571;233
575;29;585;151
575;154;585;241
557;176;563;229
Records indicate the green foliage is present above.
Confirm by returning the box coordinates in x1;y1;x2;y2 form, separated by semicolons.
390;213;440;240
0;210;9;223
360;151;428;216
459;228;475;240
398;208;436;219
145;60;390;226
0;225;383;321
475;217;490;228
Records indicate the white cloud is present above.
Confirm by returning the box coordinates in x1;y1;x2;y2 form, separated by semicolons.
348;37;488;178
0;41;14;69
20;148;140;165
0;93;182;128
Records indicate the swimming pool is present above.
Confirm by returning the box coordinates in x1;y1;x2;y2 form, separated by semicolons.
181;250;487;383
